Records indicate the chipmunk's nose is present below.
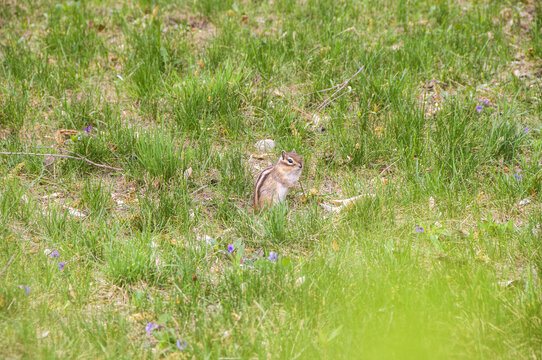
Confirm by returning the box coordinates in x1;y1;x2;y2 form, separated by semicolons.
299;164;303;169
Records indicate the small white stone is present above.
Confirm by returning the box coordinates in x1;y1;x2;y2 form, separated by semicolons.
429;196;435;211
518;198;531;206
154;256;163;266
67;207;85;218
254;139;275;152
196;234;215;246
42;192;61;199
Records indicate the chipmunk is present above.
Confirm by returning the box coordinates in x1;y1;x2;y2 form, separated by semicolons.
254;150;303;210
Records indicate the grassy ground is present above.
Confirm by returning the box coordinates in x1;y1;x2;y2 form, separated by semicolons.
1;0;541;358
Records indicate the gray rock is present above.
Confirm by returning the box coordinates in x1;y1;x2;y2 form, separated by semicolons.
254;139;275;152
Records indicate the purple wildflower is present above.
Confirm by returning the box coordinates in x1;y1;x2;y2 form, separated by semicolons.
59;262;65;271
18;285;30;295
268;252;277;262
513;173;522;181
524;128;529;133
227;244;234;253
482;99;489;107
84;126;92;132
145;322;158;336
176;339;187;351
415;226;424;233
476;104;483;113
50;250;59;258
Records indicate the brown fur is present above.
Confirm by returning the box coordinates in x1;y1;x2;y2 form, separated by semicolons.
254;150;303;210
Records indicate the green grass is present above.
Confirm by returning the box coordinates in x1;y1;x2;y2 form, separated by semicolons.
1;0;541;358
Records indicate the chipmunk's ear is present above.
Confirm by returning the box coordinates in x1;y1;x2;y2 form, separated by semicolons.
281;150;286;159
292;148;296;154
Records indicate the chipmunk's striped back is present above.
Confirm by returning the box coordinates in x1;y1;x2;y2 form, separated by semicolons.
253;165;274;207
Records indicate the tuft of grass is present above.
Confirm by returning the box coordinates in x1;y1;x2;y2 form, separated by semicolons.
132;128;191;182
125;15;173;99
104;231;163;286
0;88;28;130
168;61;246;136
81;179;113;218
0;178;34;225
216;148;252;196
136;182;192;232
45;1;104;66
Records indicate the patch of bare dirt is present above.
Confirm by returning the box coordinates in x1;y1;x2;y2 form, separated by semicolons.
492;2;542;86
496;1;538;34
417;79;454;119
165;11;216;44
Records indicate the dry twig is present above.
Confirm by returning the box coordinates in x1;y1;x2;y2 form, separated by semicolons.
320;193;375;213
190;185;209;195
0;254;16;277
316;65;365;112
379;158;400;175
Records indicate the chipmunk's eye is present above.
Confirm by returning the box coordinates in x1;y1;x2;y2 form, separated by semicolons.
288;158;293;164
